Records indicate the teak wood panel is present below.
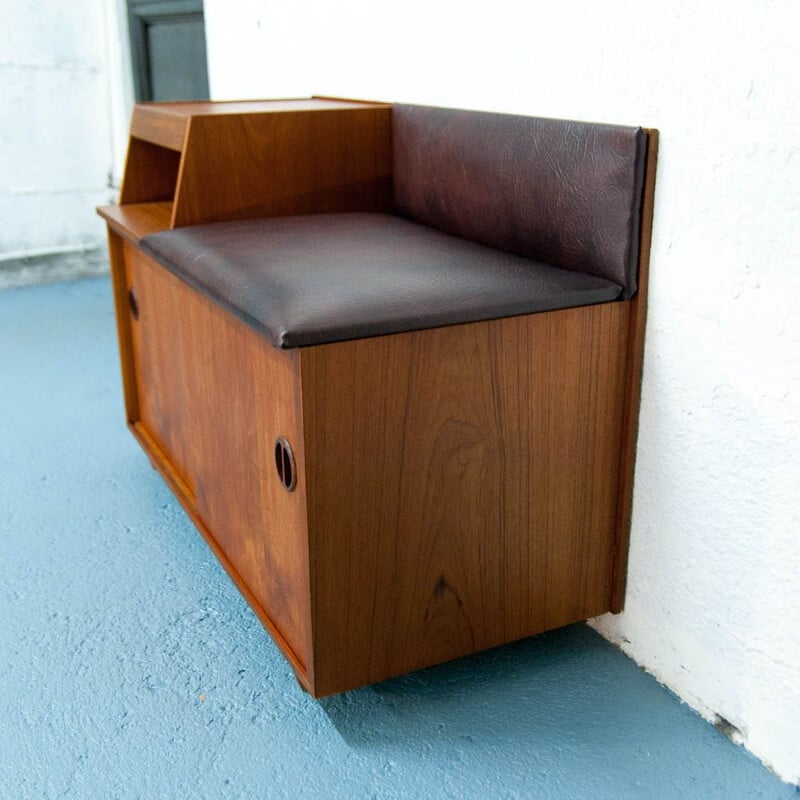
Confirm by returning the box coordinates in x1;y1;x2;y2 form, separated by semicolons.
128;99;390;152
120;138;181;204
98;202;173;244
171;107;392;227
106;232;140;423
129;105;188;151
610;129;659;611
122;243;313;673
300;301;630;696
144;98;389;117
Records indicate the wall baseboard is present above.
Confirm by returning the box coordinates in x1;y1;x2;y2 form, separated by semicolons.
0;247;109;291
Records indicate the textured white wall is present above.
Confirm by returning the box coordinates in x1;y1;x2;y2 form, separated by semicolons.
204;0;799;783
0;0;131;274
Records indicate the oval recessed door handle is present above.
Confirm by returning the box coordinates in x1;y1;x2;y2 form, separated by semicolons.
128;288;139;320
274;436;297;492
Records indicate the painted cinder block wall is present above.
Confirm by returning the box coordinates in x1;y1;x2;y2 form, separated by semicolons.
0;0;131;287
204;0;800;783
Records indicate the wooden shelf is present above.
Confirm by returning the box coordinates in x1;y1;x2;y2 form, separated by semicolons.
97;202;173;243
129;97;390;151
105;97;393;231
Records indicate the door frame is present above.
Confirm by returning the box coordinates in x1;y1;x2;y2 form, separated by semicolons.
127;0;207;101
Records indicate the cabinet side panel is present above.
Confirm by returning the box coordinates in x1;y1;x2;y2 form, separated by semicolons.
610;129;659;611
123;244;312;672
302;303;629;695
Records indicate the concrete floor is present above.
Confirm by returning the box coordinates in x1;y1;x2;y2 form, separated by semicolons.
0;277;795;800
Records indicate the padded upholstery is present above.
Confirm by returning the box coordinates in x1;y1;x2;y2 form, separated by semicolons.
140;213;622;349
393;104;647;297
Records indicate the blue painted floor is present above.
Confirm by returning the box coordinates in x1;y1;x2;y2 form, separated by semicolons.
0;278;794;800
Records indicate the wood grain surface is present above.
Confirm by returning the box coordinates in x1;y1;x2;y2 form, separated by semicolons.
171;107;392;227
610;129;659;611
128;98;389;151
143;98;389;117
301;302;630;695
105;231;139;424
119;138;181;204
97;202;173;244
123;245;313;677
129;106;187;152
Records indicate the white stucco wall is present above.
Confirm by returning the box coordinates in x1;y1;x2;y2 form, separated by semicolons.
0;0;131;285
205;0;799;783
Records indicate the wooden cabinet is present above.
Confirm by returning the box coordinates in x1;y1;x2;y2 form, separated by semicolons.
98;99;657;697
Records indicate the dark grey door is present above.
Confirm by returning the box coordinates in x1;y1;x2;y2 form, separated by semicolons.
127;0;210;101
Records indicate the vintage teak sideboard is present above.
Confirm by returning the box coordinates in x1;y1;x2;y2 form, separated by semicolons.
98;97;657;697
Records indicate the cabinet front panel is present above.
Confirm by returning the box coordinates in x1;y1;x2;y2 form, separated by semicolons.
122;242;312;671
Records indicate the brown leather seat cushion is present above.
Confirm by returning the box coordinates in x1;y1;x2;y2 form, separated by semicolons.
140;213;622;349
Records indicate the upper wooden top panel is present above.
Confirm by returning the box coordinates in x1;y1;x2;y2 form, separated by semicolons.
130;98;390;151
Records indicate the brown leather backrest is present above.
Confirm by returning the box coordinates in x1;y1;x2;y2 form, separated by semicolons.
393;104;647;297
